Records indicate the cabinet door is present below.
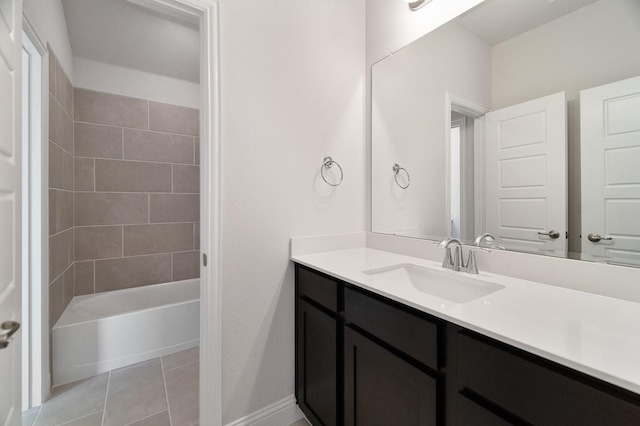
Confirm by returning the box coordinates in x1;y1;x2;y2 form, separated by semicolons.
296;298;339;426
344;328;437;426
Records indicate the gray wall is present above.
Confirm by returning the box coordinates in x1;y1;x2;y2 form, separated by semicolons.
73;88;201;295
48;48;74;330
48;50;201;335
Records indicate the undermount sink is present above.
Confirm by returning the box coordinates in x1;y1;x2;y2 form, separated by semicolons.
362;263;505;303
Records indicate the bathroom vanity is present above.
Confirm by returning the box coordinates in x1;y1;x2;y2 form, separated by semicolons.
292;246;640;425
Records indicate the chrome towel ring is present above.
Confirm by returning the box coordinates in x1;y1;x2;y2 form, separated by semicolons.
321;156;343;186
393;164;410;189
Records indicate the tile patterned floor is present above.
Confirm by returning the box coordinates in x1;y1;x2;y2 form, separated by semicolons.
23;347;199;426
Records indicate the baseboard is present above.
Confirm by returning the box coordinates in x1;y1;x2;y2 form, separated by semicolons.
225;395;304;426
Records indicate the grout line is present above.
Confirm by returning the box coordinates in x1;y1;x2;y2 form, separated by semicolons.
163;359;199;373
83;252;177;263
73;120;198;138
101;371;111;426
93;158;96;192
148;193;151;224
49;139;73;159
171;164;174;194
75;190;200;195
49;226;73;238
160;357;174;426
48;262;73;288
78;156;194;167
122;225;125;257
122;409;168;426
58;410;104;426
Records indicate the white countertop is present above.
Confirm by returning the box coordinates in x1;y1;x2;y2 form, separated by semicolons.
291;247;640;395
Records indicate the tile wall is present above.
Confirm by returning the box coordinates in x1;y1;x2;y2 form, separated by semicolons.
47;48;201;332
48;48;75;330
73;88;201;295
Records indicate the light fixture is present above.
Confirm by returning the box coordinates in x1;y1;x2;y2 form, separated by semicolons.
404;0;433;11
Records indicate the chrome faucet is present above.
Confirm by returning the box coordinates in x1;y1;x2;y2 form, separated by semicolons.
474;233;505;250
437;238;463;271
437;238;491;274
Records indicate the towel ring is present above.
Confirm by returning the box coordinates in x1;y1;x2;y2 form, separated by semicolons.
321;156;343;186
393;164;410;189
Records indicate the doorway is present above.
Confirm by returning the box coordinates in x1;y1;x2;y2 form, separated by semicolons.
21;21;47;413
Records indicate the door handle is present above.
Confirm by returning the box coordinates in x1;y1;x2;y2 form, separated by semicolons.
537;230;560;239
587;233;613;243
0;321;20;349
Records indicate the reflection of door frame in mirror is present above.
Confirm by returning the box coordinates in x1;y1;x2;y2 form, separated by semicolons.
445;92;490;241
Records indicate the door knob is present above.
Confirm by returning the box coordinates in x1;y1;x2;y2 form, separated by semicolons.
0;321;20;349
537;230;560;239
587;233;613;243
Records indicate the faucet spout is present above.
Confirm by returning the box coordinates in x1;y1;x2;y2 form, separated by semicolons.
437;238;462;271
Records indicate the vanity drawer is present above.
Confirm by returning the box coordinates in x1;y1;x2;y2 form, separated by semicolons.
296;265;338;312
345;287;438;370
457;331;640;425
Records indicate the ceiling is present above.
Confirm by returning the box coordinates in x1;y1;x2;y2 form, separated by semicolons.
62;0;200;83
456;0;599;46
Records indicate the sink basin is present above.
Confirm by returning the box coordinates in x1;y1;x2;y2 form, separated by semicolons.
362;263;505;303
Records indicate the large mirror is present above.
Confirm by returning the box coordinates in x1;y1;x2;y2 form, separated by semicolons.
372;0;640;267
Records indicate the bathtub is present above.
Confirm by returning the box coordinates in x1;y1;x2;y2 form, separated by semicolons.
52;279;200;386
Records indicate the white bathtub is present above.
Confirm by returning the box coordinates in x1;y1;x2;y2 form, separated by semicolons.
52;279;200;386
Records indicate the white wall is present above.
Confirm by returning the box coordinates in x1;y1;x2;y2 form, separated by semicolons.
371;23;490;237
365;0;486;232
23;0;74;80
491;0;640;253
73;57;200;108
219;0;365;423
365;0;485;66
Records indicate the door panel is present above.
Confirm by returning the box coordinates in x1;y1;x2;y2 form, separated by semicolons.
581;76;640;265
0;0;21;424
296;298;338;426
485;92;567;256
344;328;436;426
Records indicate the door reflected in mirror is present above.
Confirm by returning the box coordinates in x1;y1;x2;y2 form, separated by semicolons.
371;0;640;267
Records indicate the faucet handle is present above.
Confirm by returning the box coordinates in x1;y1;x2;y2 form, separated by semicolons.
463;247;491;274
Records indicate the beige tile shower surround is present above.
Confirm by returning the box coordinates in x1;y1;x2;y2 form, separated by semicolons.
48;49;201;333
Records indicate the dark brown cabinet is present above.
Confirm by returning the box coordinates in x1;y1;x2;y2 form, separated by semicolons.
295;263;640;426
449;329;640;425
296;298;339;425
296;265;341;425
344;327;437;426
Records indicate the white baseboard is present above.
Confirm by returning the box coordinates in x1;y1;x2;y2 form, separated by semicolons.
225;395;304;426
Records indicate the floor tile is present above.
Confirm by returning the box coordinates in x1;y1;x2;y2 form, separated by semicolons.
103;359;168;426
126;410;171;426
61;411;103;425
22;407;40;426
34;373;109;426
165;361;199;426
162;346;199;371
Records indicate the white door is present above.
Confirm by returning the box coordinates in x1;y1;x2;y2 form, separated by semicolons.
0;0;22;424
485;92;567;256
581;75;640;266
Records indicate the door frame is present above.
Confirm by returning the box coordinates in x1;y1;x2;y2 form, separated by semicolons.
22;14;48;409
28;0;222;423
444;92;490;240
155;1;223;425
